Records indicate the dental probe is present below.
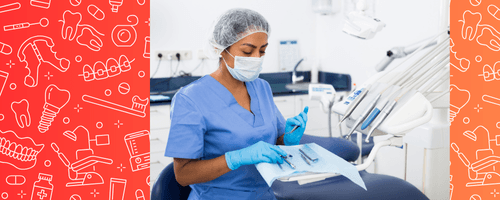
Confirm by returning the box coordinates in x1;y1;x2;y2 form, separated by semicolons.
364;58;450;142
280;155;296;169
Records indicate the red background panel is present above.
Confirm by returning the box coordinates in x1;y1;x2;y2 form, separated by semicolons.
0;0;150;199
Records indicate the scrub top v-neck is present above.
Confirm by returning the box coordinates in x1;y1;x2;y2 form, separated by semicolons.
165;75;286;200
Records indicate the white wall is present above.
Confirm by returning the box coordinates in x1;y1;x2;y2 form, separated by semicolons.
150;0;316;78
151;0;442;84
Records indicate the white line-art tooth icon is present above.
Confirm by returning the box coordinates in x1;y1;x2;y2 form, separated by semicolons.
450;38;471;72
11;99;31;128
60;10;104;51
18;35;71;87
39;84;71;133
477;27;500;51
112;15;138;47
450;84;470;123
459;10;482;41
0;130;44;170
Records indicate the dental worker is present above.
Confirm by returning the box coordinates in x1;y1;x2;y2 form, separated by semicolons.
164;8;308;199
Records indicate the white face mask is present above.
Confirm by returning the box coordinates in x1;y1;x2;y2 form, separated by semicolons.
222;50;264;82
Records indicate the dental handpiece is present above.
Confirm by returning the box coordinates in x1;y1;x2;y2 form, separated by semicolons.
345;93;381;139
365;100;397;143
280;155;296;169
340;85;371;124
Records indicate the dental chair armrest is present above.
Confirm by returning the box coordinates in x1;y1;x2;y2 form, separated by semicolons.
356;137;402;171
71;155;113;171
471;156;500;172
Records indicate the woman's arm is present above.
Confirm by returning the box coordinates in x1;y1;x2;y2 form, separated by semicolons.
174;156;231;187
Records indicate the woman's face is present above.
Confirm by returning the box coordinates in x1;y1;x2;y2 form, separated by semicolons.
222;32;268;68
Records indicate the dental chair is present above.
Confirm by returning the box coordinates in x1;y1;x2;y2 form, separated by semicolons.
151;135;427;200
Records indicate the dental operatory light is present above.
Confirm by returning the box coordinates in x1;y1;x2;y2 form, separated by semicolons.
342;0;385;40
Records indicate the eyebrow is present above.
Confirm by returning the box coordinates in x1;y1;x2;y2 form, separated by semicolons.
242;43;269;48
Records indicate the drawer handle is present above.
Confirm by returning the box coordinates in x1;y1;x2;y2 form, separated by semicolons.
274;99;287;103
151;109;158;113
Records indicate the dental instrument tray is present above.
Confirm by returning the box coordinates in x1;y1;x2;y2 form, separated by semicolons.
255;143;366;189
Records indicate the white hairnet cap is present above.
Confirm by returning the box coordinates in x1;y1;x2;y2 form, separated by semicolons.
205;8;270;59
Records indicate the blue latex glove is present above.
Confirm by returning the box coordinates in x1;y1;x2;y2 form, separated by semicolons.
225;141;287;170
284;106;309;146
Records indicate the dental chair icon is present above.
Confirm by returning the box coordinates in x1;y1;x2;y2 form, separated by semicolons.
51;126;112;187
451;126;500;187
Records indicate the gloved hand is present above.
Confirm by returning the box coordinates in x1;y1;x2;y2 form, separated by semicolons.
225;141;287;170
284;106;309;146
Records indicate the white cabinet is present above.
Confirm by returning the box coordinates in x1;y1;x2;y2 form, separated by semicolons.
150;104;173;190
273;96;295;119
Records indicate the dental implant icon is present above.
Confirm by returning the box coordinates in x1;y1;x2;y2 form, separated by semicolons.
38;84;70;133
450;84;470;123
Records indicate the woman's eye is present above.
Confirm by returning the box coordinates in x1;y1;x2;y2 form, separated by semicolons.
243;52;252;55
260;51;266;54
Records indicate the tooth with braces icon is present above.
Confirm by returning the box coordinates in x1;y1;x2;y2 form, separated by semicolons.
0;130;44;170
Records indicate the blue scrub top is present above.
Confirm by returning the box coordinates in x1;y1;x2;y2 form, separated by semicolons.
165;75;286;200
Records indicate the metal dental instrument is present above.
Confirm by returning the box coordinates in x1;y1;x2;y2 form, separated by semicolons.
280;155;296;169
360;39;450;131
286;126;299;134
299;149;318;162
364;55;450;143
344;33;448;140
277;162;284;170
301;154;311;165
345;93;381;139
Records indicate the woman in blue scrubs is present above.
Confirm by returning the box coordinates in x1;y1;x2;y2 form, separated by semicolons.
165;8;308;200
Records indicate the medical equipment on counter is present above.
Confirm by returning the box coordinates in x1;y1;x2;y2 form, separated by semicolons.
308;83;341;137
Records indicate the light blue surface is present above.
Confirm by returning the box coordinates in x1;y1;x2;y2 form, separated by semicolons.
150;94;171;102
256;143;367;190
164;75;286;200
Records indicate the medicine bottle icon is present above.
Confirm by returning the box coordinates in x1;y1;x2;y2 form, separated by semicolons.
31;173;53;200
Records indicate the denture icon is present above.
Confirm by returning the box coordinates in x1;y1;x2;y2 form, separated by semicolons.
18;35;71;87
11;99;31;128
0;130;44;170
39;84;70;133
